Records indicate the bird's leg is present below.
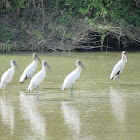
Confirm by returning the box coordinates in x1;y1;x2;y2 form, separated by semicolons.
3;86;5;96
8;82;10;94
36;85;39;99
71;84;73;97
117;74;120;84
27;77;29;88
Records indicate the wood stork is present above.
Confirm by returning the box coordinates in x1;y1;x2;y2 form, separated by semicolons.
110;51;127;84
28;60;51;99
0;60;19;94
61;60;86;97
20;53;41;87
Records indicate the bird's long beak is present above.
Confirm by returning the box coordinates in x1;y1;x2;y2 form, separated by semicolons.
47;63;51;71
37;57;41;64
15;63;19;71
81;63;86;71
123;54;127;63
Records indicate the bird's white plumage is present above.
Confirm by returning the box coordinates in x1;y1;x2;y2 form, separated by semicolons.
110;59;125;80
20;60;37;83
20;53;41;84
28;69;46;91
110;51;127;81
0;60;18;92
61;67;81;90
0;67;15;89
28;60;51;92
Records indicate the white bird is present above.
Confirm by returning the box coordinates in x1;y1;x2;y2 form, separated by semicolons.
0;60;19;94
110;51;127;84
20;53;41;87
28;60;51;99
61;60;86;97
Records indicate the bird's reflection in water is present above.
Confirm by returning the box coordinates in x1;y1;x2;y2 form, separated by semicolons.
109;87;126;129
0;96;15;135
61;102;81;139
19;92;46;140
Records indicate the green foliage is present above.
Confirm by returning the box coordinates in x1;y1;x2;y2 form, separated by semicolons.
0;0;139;27
0;41;13;52
53;0;139;27
0;0;139;52
0;25;14;43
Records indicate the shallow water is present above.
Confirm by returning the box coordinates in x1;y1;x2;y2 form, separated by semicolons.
0;52;140;140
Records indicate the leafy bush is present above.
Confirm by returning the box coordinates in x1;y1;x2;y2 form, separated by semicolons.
0;0;139;51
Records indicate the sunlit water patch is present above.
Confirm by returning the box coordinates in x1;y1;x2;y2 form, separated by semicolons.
61;102;81;140
19;92;46;140
0;96;15;135
0;52;140;139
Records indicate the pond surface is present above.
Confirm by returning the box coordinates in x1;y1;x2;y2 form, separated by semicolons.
0;52;140;140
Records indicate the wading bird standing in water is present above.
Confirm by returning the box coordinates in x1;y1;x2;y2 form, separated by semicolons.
110;51;127;84
0;60;19;94
20;53;41;87
28;60;51;99
61;60;86;97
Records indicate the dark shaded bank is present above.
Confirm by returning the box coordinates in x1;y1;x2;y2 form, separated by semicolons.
0;0;140;52
0;17;139;53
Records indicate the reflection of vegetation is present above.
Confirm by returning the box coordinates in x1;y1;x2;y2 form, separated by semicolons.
0;0;139;52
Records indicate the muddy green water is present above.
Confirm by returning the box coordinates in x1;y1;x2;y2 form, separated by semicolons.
0;52;140;140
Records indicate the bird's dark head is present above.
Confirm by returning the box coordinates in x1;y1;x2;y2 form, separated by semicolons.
33;53;37;59
122;51;127;63
76;60;86;71
42;60;51;71
33;53;41;63
122;51;126;55
11;60;19;70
